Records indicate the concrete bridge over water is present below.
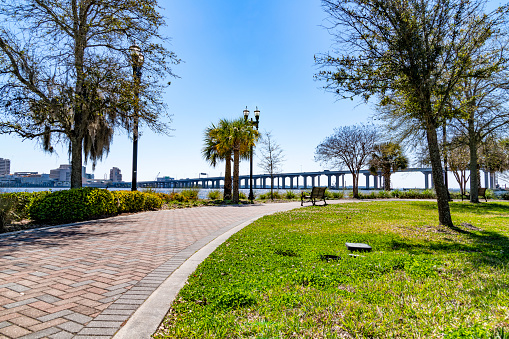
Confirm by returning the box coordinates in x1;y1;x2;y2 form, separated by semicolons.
111;168;497;190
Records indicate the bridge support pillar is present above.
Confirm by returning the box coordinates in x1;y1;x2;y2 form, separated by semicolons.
364;173;370;189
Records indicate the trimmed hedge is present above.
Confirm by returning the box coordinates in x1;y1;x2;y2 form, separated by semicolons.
29;188;162;224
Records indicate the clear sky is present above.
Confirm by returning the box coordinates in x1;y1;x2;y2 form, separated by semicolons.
0;0;506;189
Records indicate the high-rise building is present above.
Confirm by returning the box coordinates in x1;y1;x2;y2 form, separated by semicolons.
110;167;122;182
0;158;10;175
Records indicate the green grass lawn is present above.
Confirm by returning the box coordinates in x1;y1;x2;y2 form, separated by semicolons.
154;201;509;338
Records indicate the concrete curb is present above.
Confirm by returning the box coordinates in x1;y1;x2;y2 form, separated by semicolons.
111;215;265;339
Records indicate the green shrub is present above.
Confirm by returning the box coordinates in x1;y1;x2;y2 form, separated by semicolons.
144;194;163;210
391;189;401;198
485;189;497;200
30;188;117;223
113;190;146;212
181;188;199;202
0;191;49;221
154;192;173;203
0;195;19;231
377;190;393;198
239;191;247;200
258;192;268;200
395;189;436;199
332;191;344;199
271;191;282;199
284;190;297;199
29;189;162;224
358;191;378;199
207;190;222;200
113;191;163;212
501;192;509;200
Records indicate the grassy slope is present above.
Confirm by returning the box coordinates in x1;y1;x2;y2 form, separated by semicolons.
154;201;509;338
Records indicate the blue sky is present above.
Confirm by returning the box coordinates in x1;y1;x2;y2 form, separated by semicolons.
1;0;504;188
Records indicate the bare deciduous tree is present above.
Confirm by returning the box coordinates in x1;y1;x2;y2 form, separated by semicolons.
315;124;377;198
257;131;284;200
447;139;471;196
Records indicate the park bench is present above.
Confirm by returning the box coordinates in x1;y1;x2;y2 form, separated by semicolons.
461;187;487;202
301;186;327;206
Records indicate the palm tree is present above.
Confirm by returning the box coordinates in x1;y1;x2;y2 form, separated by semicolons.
202;120;233;200
369;142;408;191
228;118;259;203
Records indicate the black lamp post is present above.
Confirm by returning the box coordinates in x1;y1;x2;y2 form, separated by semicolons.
129;45;144;191
243;106;260;203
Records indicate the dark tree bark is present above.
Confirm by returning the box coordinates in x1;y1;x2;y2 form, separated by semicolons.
426;122;453;226
232;148;240;203
468;117;480;203
224;157;232;200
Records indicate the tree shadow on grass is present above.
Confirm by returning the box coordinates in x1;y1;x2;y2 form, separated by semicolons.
415;201;509;216
387;201;509;265
391;227;509;267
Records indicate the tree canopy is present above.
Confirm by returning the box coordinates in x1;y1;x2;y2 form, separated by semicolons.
315;0;508;226
0;0;179;187
369;142;408;191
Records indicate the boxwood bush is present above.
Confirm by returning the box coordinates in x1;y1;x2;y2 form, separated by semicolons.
29;188;162;224
0;191;50;221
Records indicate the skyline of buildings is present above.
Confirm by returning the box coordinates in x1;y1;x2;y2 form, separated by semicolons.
0;158;124;187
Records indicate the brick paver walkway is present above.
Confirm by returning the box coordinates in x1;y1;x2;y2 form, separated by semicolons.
0;202;305;338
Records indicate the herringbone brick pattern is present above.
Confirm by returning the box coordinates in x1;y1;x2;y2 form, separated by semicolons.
0;202;303;338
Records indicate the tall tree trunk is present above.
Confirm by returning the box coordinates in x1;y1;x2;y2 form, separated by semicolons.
468;117;479;203
270;174;274;200
224;156;232;200
352;172;359;198
72;24;86;189
383;167;391;191
232;148;240;203
426;124;453;227
70;135;83;188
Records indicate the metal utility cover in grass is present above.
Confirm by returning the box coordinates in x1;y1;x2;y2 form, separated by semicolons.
345;243;372;252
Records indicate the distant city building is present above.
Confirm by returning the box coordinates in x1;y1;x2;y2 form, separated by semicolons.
19;173;52;186
0;158;10;175
49;164;88;184
109;167;122;182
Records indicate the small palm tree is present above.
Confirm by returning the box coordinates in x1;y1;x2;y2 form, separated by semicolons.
227;118;259;203
369;142;408;191
202;120;233;200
